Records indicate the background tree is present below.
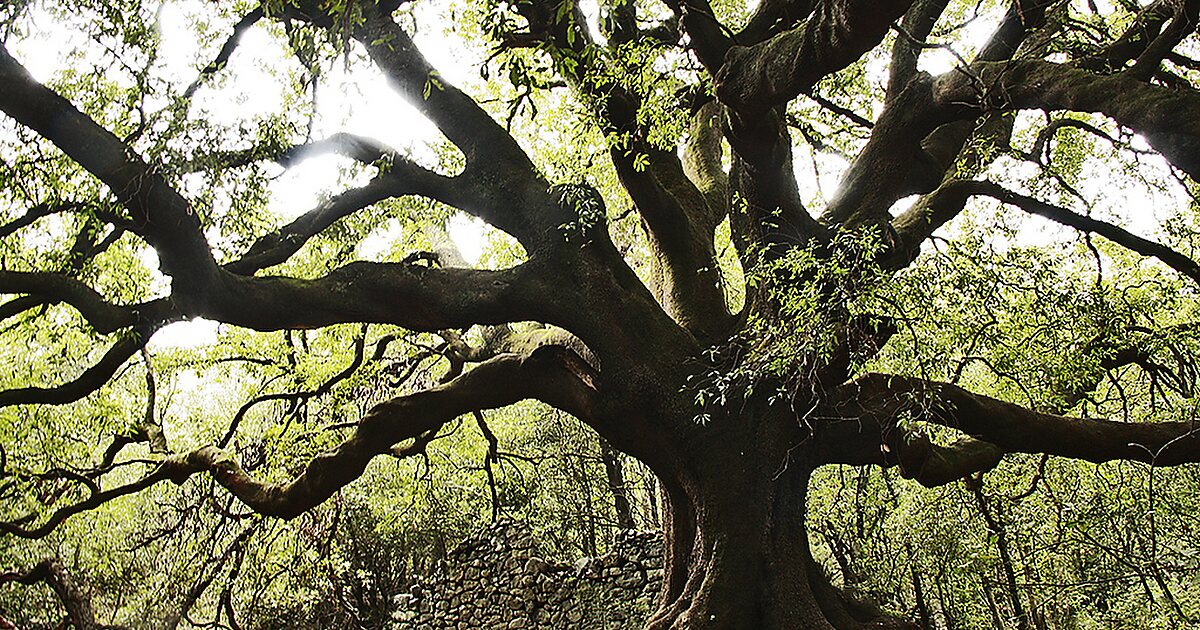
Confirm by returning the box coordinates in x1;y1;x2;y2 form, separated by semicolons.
1;0;1200;627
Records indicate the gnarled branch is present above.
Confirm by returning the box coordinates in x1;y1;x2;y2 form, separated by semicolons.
715;0;913;117
164;347;597;519
820;373;1200;488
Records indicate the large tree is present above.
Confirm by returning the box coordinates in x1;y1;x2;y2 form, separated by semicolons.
2;0;1200;626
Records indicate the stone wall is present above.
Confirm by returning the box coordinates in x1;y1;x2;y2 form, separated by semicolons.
389;520;663;629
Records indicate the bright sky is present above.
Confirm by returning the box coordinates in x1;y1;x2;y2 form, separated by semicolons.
11;1;497;348
5;0;1190;350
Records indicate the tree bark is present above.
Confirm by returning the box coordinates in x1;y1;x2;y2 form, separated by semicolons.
644;406;915;629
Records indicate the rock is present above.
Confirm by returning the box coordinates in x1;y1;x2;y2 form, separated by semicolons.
386;520;662;628
525;556;550;574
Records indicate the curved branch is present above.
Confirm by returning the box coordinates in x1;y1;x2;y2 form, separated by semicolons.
225;162;461;275
0;201;112;240
937;59;1200;181
888;430;1004;488
511;0;732;339
0;296;177;409
1;346;597;536
0;461;179;539
1079;0;1177;74
715;0;914;117
349;8;563;247
0;320;172;408
1124;0;1199;81
0;45;216;282
612;144;733;339
171;347;597;519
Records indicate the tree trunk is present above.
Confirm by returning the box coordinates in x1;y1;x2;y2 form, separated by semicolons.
644;412;914;630
599;438;636;530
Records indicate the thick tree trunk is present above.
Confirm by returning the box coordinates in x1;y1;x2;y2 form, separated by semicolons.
644;413;914;630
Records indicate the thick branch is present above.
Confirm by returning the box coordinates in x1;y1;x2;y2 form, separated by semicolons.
351;9;561;247
169;347;598;519
737;0;816;45
1078;0;1178;75
0;46;216;282
826;373;1200;476
662;0;732;72
506;1;733;339
938;59;1200;180
824;1;1047;228
886;0;952;96
715;0;913;117
0;559;101;629
200;259;552;333
889;431;1004;487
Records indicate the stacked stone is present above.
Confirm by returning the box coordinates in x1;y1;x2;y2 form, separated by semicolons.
390;519;663;629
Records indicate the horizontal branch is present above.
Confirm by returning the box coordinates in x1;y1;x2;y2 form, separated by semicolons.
937;59;1200;180
889;431;1004;487
202;259;551;333
182;132;394;173
826;373;1200;478
0;271;140;334
1;346;597;536
0;459;178;539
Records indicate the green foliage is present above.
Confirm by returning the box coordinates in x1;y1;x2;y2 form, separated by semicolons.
2;0;1200;627
687;228;890;421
